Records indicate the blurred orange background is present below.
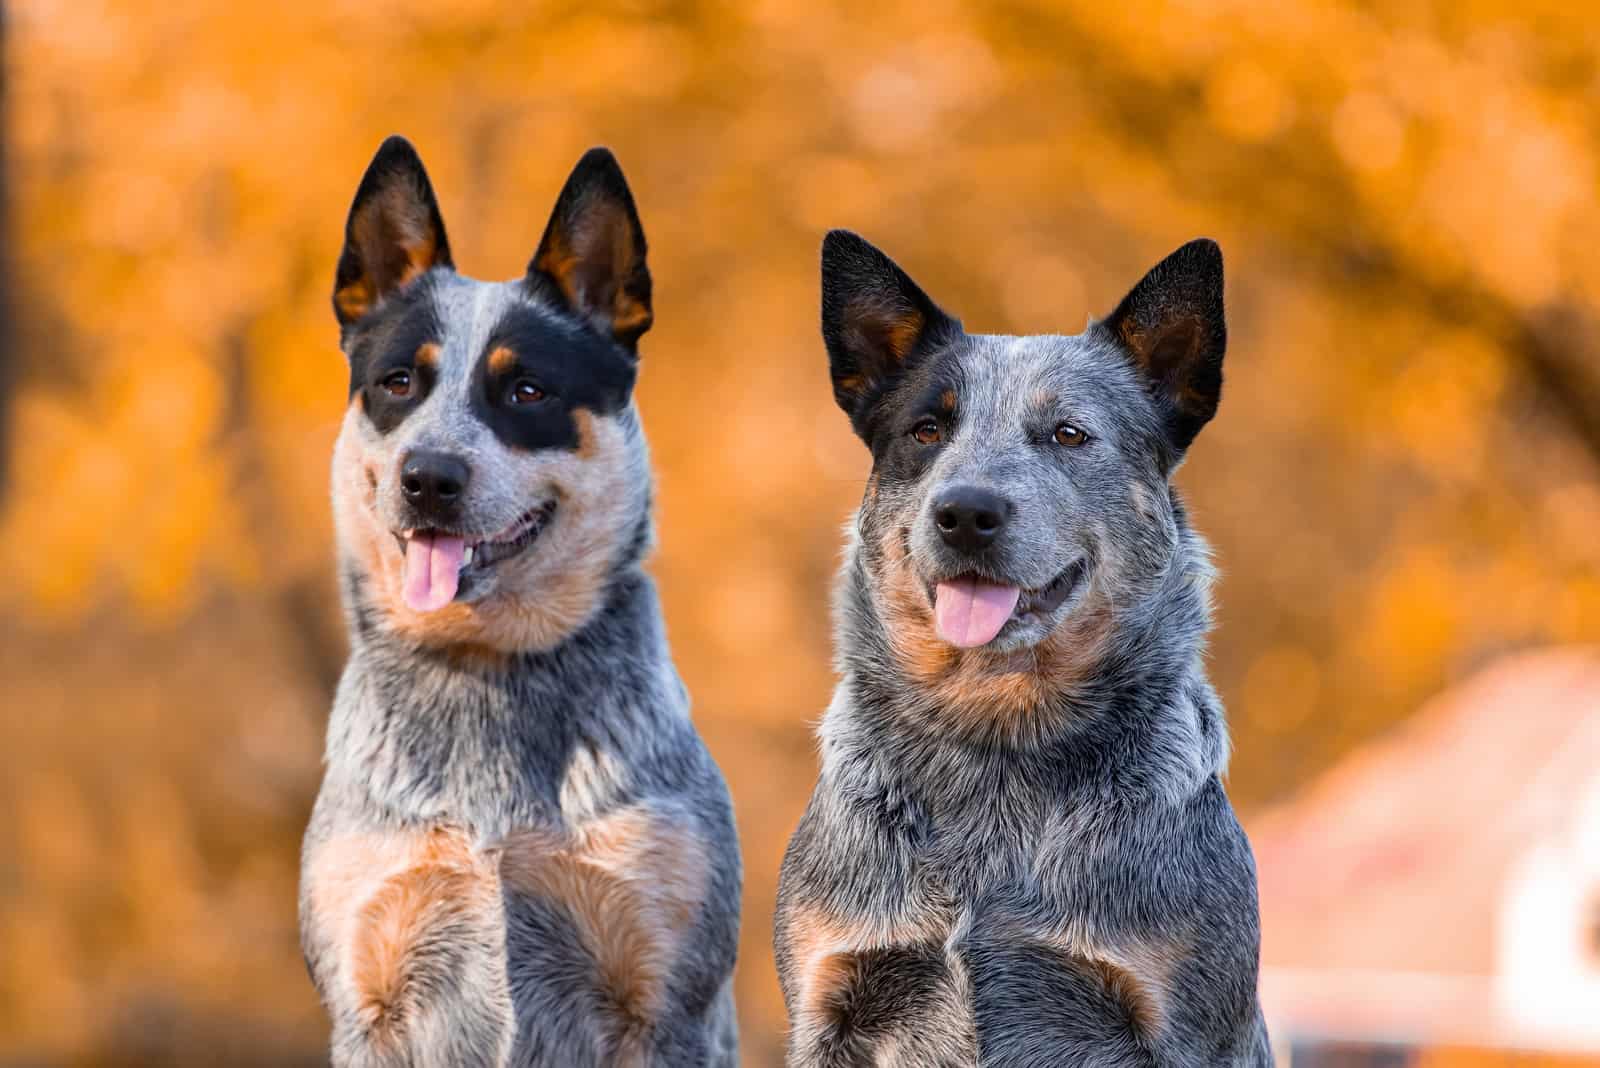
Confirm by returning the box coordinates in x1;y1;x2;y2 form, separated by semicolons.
4;1;1600;1065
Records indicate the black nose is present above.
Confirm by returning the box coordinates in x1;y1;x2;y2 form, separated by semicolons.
399;450;471;520
934;486;1010;553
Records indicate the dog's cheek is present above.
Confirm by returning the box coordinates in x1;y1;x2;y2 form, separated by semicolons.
871;521;958;683
474;410;640;652
332;406;404;607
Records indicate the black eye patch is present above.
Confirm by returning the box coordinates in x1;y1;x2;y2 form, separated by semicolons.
470;302;637;452
344;285;443;435
865;354;968;484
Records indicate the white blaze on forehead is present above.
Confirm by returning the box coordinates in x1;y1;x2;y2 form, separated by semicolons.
394;279;525;453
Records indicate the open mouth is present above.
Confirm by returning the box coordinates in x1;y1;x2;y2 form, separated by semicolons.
927;559;1087;649
393;499;558;613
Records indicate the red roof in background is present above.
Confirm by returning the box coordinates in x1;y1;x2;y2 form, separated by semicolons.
1251;647;1600;979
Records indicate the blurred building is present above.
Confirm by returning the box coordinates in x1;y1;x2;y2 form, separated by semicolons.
1253;649;1600;1065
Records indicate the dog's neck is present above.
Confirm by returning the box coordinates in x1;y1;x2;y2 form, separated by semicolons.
826;532;1227;811
323;559;686;830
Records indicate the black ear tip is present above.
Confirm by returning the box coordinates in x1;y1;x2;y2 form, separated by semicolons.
577;145;620;167
822;229;866;254
370;134;424;172
821;229;879;275
1178;237;1224;279
569;146;631;193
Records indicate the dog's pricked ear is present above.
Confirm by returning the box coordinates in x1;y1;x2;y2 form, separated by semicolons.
822;230;958;431
333;136;454;330
528;148;653;352
1101;238;1226;456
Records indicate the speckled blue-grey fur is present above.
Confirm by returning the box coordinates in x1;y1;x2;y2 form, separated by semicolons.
775;230;1271;1066
300;136;740;1067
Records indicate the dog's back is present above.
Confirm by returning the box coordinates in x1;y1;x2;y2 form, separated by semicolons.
300;138;740;1067
776;232;1271;1065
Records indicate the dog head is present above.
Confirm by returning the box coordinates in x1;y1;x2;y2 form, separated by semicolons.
824;231;1225;719
330;136;654;653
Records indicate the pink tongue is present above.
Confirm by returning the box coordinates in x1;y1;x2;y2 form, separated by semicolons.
934;578;1022;649
402;532;465;613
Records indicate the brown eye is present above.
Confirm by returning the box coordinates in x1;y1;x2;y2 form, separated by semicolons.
380;369;412;397
508;379;546;405
912;418;942;445
1054;423;1088;447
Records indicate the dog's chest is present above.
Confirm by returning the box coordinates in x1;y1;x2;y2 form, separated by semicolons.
303;805;710;1047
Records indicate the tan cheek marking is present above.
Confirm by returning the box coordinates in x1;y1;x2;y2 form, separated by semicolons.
872;525;1114;736
572;408;601;460
332;401;399;605
487;345;516;376
499;809;709;1054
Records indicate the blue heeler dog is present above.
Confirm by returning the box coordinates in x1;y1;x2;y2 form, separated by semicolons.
299;137;741;1067
774;231;1272;1065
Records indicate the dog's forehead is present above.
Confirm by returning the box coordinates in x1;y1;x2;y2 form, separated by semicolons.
427;275;552;379
952;332;1132;410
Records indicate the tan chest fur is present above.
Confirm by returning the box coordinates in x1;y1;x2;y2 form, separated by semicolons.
305;806;710;1059
783;893;1178;1048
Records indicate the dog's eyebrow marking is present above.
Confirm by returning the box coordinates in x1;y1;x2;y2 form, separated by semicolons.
487;345;517;376
938;388;957;411
1030;388;1058;412
415;341;441;369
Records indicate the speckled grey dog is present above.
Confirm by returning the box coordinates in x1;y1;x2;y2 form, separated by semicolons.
300;137;740;1067
774;231;1271;1066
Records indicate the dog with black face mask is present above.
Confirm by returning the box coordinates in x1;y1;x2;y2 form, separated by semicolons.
775;231;1271;1066
300;137;741;1068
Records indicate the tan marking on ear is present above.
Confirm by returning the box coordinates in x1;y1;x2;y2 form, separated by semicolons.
535;202;651;342
335;278;376;323
360;185;441;285
871;524;1113;739
487;345;517;376
499;807;709;1060
835;373;866;397
336;186;443;323
415;341;441;370
608;294;653;340
881;308;925;363
848;295;925;367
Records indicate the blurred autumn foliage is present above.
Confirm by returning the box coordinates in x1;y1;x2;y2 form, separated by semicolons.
4;1;1600;1064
